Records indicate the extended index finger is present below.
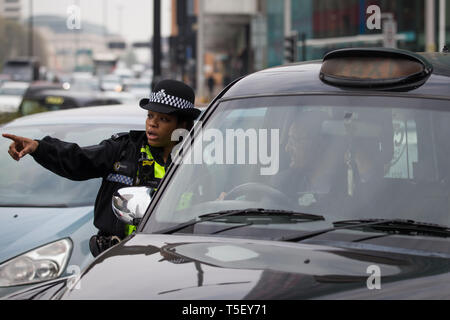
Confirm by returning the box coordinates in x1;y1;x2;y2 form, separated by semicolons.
2;133;20;142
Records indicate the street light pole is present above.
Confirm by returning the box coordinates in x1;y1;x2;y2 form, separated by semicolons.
103;0;108;41
29;0;33;57
439;0;446;52
284;0;291;38
153;0;161;89
284;0;294;63
425;0;436;52
75;0;80;71
196;0;205;102
117;4;123;34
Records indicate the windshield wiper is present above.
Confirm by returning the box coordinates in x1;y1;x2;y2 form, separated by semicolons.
210;222;254;235
278;219;450;242
156;208;324;235
336;219;450;237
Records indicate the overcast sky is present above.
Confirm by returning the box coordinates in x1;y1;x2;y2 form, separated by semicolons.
22;0;172;42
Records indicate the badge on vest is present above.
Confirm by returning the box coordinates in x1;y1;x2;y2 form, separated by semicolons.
113;162;128;172
142;160;154;166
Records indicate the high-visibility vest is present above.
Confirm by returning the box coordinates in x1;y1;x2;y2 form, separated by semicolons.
124;145;166;236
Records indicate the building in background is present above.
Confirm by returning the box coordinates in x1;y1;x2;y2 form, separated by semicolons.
171;0;267;99
28;15;126;74
169;0;197;87
0;0;22;22
168;0;449;100
202;0;265;86
267;0;450;67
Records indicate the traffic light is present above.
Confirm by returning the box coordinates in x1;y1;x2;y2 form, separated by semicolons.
284;32;298;63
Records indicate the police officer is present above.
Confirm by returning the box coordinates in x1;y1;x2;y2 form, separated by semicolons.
2;79;201;257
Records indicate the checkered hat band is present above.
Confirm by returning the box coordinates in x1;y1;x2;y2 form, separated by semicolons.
106;173;134;186
148;91;194;110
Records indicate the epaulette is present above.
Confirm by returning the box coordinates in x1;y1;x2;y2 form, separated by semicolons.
111;132;129;140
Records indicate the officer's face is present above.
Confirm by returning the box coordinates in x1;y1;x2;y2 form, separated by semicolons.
146;111;179;148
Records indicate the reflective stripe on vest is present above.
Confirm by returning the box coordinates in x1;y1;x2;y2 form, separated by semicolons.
141;145;166;179
125;224;136;236
124;145;166;236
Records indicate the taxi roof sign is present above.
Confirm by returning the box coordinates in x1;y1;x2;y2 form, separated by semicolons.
320;48;433;91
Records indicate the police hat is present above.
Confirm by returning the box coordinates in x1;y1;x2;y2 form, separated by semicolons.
139;79;201;120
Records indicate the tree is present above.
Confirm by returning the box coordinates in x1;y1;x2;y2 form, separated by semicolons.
0;15;48;70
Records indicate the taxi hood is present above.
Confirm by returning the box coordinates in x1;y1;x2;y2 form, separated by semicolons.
59;233;450;300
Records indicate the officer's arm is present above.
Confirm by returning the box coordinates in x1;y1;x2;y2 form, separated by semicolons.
30;136;118;181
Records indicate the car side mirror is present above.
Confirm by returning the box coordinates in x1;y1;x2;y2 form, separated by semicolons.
112;187;152;226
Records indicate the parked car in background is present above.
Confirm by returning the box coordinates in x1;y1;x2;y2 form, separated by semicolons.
99;90;138;105
0;82;30;113
0;57;40;82
123;78;151;101
22;81;64;98
113;68;134;83
99;74;122;92
68;72;101;93
0;104;147;298
18;89;123;116
0;75;11;88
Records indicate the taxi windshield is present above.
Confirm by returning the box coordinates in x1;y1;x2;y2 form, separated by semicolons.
144;95;450;236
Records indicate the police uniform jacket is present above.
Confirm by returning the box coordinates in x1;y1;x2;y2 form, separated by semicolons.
30;130;171;238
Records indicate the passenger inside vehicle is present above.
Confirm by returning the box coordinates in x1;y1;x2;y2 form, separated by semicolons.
273;112;332;194
270;110;347;210
352;138;386;184
268;107;397;218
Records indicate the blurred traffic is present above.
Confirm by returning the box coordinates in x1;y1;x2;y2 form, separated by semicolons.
0;54;151;124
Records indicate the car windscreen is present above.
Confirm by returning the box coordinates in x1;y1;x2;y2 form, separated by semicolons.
0;124;141;207
144;95;450;236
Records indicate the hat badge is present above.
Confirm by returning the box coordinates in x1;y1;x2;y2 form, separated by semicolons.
155;89;167;100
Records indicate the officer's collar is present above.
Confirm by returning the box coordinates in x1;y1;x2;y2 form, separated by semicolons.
129;130;146;142
132;130;170;165
147;144;171;167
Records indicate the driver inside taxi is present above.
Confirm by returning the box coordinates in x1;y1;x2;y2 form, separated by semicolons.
218;111;340;205
351;138;386;184
270;111;340;203
216;111;386;205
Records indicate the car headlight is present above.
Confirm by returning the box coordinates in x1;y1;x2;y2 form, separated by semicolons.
0;238;72;287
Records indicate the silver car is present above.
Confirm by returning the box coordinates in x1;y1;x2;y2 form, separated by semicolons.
0;104;146;297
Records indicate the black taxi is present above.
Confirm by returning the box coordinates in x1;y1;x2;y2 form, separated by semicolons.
8;48;450;300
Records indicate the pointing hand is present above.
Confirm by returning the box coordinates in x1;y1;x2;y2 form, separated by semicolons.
2;133;39;161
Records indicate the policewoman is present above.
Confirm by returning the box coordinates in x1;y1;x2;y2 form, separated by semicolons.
3;80;201;257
